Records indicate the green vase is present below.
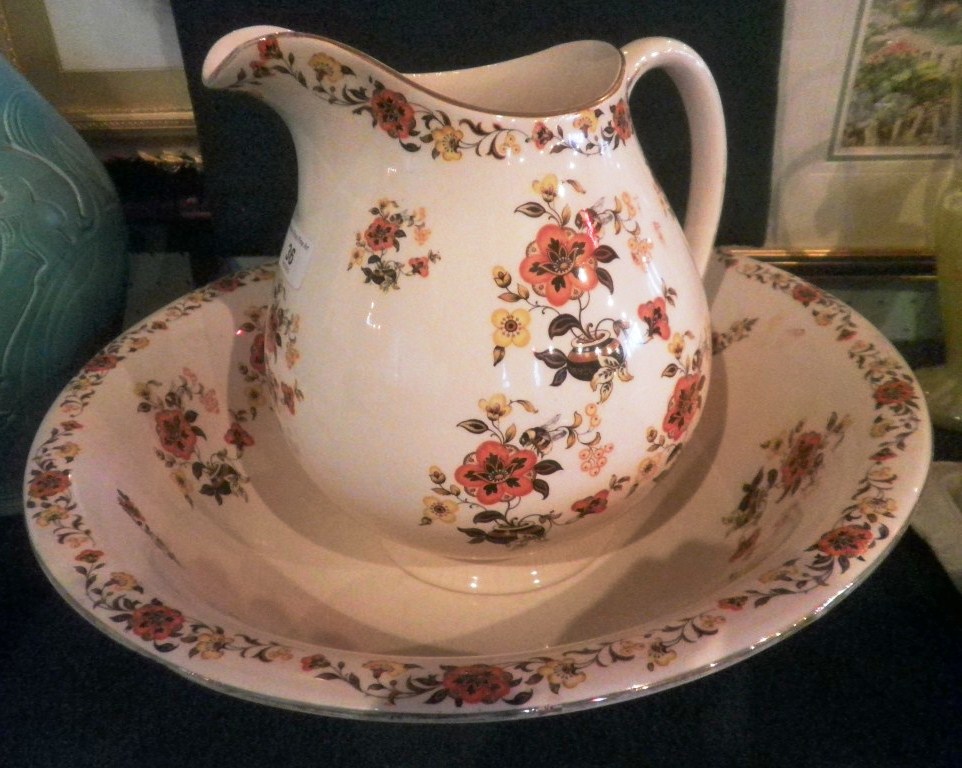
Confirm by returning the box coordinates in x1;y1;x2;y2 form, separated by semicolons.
0;54;128;514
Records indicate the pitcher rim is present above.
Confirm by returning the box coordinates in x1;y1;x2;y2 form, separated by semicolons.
204;28;628;120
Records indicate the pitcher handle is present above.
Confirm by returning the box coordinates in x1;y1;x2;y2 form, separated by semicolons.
621;37;726;277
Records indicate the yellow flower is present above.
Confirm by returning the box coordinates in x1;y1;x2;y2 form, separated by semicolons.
612;639;645;656
532;173;559;202
868;466;897;483
194;632;233;660
422;496;458;524
171;469;194;497
573;109;599;133
349;246;366;269
285;345;300;369
668;332;686;359
629;236;653;266
246;385;266;407
491;308;531;348
70;376;95;392
133;381;152;399
620;191;639;218
36;504;70;526
647;641;677;667
107;572;139;591
813;309;834;326
492;266;512;288
263;645;293;662
413;226;432;245
428;465;446;484
636;456;663;481
694;613;726;631
537;659;587;689
55;442;81;459
363;660;408;679
479;393;512;420
857;496;897;517
759;564;804;583
308;52;343;83
431;125;464;161
502;133;522;155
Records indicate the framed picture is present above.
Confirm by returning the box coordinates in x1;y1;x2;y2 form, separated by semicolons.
0;0;194;140
767;0;957;253
832;0;962;159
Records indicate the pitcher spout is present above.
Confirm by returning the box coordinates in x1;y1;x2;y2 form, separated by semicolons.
202;25;294;87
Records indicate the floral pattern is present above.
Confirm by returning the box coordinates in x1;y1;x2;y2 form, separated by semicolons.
26;266;293;664
415;176;707;548
230;35;634;161
711;317;759;355
298;611;726;706
712;253;923;609
494;176;686;405
728;257;860;342
348;200;441;290
423;395;635;546
136;368;256;505
26;255;927;716
258;281;304;415
722;413;850;563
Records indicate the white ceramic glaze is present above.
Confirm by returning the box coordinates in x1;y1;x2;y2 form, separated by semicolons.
24;255;931;720
200;28;726;584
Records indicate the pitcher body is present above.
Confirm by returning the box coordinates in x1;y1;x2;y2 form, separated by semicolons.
203;27;725;591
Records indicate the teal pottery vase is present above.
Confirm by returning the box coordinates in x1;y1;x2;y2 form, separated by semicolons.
0;54;128;514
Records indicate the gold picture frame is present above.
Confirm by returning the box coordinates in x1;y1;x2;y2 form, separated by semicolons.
719;247;934;276
0;0;194;140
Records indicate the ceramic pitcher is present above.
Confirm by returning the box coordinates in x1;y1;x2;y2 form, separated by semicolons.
203;26;726;592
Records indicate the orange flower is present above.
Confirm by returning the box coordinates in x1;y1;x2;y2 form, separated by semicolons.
817;525;874;558
454;441;539;506
519;224;599;307
28;470;71;500
441;664;514;704
154;409;197;460
370;88;416;140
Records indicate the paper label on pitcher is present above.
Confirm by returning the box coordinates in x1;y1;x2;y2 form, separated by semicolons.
279;221;312;289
